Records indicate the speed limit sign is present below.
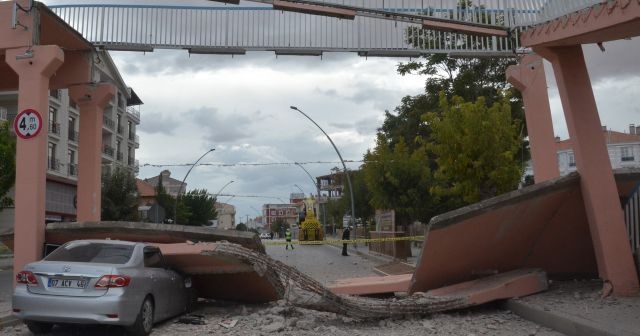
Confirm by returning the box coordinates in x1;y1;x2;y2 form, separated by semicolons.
13;109;43;140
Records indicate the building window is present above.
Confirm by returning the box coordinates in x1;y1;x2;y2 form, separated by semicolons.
48;142;58;171
68;116;77;141
116;114;123;134
568;153;576;167
48;107;59;135
68;149;77;176
621;147;634;162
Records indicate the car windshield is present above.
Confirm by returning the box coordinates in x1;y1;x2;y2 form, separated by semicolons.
45;242;134;264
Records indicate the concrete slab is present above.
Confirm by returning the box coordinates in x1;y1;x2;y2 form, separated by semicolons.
410;170;640;293
328;274;412;295
426;268;548;306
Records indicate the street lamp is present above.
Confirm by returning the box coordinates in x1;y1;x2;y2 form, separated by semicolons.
290;106;356;242
174;148;215;223
214;180;235;200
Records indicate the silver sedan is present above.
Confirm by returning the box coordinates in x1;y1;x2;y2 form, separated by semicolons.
12;240;194;335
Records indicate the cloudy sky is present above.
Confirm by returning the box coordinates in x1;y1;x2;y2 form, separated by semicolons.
45;0;640;225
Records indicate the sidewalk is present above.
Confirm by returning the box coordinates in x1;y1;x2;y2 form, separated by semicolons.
0;255;18;329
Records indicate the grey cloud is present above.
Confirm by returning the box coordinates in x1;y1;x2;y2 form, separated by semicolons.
138;111;178;134
186;107;255;143
583;39;640;83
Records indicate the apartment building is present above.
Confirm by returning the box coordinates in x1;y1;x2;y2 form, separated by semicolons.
214;202;236;229
525;125;640;179
0;50;142;225
263;203;299;230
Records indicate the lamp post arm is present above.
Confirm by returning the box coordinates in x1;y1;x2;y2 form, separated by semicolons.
174;148;215;223
290;106;356;236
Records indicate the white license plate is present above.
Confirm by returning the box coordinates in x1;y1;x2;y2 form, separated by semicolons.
48;278;87;289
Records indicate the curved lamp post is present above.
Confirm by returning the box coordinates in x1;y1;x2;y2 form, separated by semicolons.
290;106;356;242
214;180;235;199
174;148;215;223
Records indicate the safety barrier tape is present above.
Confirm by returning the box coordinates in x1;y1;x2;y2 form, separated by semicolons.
262;235;425;246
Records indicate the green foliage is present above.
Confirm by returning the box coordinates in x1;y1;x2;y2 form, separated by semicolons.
0;121;16;210
363;136;440;225
324;197;345;229
426;93;523;203
235;223;248;231
102;167;140;221
270;218;289;235
332;170;374;226
179;188;217;226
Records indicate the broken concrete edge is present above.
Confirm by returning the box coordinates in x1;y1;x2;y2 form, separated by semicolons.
428;168;640;231
427;172;580;230
504;299;639;336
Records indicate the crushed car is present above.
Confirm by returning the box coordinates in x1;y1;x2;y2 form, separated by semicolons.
13;239;196;335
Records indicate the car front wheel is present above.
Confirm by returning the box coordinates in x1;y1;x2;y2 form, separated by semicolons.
126;296;154;336
25;321;54;334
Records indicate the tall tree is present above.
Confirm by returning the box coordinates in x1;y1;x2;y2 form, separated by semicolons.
179;188;217;226
336;170;374;225
363;136;441;227
0;121;16;210
102;167;139;221
426;93;523;203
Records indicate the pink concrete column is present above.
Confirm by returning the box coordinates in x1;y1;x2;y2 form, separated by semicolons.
506;54;559;183
5;45;64;276
536;45;639;295
68;84;115;222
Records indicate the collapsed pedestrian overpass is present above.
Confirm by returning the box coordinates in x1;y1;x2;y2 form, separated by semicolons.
1;0;639;310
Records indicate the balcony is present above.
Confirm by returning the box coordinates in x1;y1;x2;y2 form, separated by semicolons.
47;157;60;172
126;106;140;122
117;125;124;135
48;122;61;136
103;145;114;157
68;129;79;142
117;151;124;162
68;163;78;177
103;116;115;131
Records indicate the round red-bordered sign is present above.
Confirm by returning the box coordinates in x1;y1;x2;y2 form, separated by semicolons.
13;109;43;140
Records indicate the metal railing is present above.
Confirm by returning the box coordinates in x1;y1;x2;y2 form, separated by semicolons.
126;106;140;121
103;145;114;157
68;129;79;142
47;157;60;172
49;2;522;56
68;163;78;177
48;1;604;57
103;116;115;131
48;122;61;136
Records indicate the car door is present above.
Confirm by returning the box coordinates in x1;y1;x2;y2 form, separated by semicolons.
143;247;173;321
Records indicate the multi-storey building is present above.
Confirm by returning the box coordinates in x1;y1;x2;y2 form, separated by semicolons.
214;202;236;229
143;170;185;198
263;203;299;230
0;50;141;227
525;125;640;179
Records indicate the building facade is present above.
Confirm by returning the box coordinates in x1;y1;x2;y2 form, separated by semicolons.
214;202;236;229
0;50;142;226
143;170;185;198
525;125;640;179
263;203;299;230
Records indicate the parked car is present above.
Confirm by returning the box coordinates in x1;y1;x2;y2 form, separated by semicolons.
13;239;195;336
259;233;271;239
